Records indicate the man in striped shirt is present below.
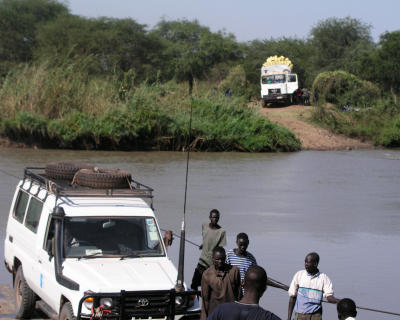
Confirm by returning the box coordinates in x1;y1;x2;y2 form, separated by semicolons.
226;233;289;292
226;233;257;282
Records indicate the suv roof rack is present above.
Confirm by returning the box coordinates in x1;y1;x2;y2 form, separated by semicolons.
23;167;153;201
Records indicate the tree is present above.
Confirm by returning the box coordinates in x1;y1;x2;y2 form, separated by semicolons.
0;0;68;75
35;15;166;80
153;19;242;94
310;17;374;72
358;30;400;98
375;31;400;95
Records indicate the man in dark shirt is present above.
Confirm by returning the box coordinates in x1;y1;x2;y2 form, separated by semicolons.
201;246;242;320
207;265;281;320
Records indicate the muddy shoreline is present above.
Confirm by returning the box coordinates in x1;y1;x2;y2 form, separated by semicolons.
259;104;375;151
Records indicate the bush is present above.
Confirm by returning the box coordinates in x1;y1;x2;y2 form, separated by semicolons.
311;95;400;146
380;115;400;147
311;70;380;108
218;65;247;97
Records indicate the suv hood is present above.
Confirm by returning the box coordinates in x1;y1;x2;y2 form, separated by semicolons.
62;257;178;292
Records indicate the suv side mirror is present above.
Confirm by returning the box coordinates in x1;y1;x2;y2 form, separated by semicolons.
163;230;174;249
47;238;55;259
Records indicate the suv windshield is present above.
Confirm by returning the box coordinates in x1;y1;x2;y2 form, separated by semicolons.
63;217;164;258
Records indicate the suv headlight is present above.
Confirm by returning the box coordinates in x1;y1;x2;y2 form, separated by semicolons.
100;298;113;308
175;296;184;307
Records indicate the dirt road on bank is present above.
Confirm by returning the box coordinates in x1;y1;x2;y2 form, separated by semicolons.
258;104;374;150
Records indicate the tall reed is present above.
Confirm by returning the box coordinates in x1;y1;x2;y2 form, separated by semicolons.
0;59;301;151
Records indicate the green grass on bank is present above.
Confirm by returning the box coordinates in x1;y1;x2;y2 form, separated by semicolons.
311;99;400;147
310;70;400;147
0;59;301;152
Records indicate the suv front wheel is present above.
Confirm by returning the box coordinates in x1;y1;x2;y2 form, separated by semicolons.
14;265;36;319
60;302;76;320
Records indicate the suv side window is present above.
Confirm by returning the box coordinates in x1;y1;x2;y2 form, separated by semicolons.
13;190;29;223
24;197;43;233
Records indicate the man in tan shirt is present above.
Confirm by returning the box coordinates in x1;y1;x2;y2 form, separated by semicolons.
191;209;227;290
200;246;242;320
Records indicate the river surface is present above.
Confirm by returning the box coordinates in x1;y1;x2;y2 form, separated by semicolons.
1;148;399;319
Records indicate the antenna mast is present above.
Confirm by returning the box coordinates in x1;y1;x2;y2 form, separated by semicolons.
175;101;193;291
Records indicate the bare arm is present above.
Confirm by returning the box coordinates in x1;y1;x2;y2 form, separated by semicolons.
287;295;296;320
326;295;340;304
267;278;289;291
234;268;243;300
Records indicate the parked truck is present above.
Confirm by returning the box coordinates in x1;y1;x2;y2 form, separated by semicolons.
260;56;298;107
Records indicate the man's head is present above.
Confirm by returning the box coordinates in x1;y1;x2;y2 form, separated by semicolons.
337;298;357;319
304;252;319;274
209;209;220;227
212;246;226;271
236;233;249;255
243;265;268;298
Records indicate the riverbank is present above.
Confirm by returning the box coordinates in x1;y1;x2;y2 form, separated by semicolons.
259;104;375;150
0;103;378;152
0;137;30;148
0;61;300;152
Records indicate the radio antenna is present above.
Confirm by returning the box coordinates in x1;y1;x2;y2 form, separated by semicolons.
175;100;193;291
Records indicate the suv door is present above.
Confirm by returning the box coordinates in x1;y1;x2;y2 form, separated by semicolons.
35;216;61;312
21;196;44;294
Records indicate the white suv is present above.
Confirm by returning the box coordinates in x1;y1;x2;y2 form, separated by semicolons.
4;165;199;320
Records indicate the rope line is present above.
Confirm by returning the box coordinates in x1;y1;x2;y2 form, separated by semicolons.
161;229;400;317
2;161;399;316
0;167;20;180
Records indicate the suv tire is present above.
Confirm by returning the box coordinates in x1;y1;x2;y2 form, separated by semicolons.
45;162;95;180
15;265;36;319
74;168;131;189
60;302;76;320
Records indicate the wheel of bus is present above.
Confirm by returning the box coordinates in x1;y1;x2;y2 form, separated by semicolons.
262;100;267;108
60;301;76;320
14;265;36;319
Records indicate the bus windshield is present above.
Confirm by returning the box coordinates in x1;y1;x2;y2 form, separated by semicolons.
262;74;286;84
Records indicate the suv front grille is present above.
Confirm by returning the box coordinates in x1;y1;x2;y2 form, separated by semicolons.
116;291;171;318
78;289;199;320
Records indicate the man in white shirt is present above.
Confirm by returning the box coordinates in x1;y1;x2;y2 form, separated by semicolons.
287;252;339;320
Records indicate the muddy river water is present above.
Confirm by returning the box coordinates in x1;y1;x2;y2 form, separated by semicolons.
0;148;399;319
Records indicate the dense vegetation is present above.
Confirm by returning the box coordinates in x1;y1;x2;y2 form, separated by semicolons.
0;58;300;151
0;0;399;149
